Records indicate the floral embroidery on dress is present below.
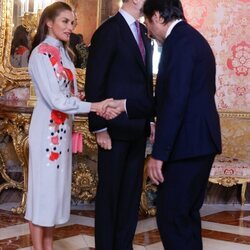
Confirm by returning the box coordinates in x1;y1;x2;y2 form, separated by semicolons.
38;43;74;165
64;67;74;95
49;152;60;161
38;43;75;92
51;110;68;125
47;110;69;163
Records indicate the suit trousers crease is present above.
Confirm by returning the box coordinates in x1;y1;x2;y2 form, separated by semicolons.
156;154;215;250
95;136;146;250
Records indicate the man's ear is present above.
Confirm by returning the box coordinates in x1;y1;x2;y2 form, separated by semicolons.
152;11;161;23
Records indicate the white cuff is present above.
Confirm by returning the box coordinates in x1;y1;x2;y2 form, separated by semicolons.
93;128;108;133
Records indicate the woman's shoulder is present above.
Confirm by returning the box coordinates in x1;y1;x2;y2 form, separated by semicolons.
30;42;61;63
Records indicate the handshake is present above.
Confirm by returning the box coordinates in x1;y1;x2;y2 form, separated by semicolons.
90;98;126;119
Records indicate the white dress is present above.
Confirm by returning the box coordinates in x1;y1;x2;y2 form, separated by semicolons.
25;36;91;227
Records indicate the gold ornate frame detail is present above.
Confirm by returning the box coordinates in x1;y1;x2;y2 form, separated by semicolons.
0;0;31;96
0;112;30;214
72;162;97;201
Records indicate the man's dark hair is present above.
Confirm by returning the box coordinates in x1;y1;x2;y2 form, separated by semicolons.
143;0;186;23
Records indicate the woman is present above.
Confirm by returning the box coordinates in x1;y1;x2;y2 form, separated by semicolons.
25;2;117;249
10;25;30;67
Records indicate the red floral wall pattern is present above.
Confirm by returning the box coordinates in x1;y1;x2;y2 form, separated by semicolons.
182;0;250;111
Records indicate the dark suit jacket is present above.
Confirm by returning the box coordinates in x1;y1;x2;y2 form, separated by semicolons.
152;21;222;162
85;12;154;141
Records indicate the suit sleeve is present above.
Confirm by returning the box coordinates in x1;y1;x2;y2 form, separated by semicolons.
29;50;91;114
152;37;195;161
126;97;155;119
85;26;117;132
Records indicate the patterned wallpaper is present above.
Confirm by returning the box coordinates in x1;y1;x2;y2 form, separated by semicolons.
182;0;250;111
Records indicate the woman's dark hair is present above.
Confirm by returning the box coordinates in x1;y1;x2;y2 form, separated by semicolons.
30;1;74;58
11;25;29;55
143;0;186;24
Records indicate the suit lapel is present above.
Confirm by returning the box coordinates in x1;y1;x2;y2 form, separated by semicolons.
141;26;153;72
115;13;146;73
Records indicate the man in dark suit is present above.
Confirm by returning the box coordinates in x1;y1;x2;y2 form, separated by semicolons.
143;0;222;249
85;0;154;249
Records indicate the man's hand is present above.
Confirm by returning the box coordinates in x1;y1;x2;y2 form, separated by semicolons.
146;156;164;185
94;99;126;120
107;100;126;111
96;130;112;150
101;99;126;119
91;98;119;119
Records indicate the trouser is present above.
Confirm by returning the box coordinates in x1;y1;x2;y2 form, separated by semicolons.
156;154;216;250
95;136;146;250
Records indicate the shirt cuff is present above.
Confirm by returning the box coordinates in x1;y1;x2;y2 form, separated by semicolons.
124;99;127;114
93;128;108;133
78;101;91;113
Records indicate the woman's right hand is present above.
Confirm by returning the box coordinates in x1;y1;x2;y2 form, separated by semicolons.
91;99;125;120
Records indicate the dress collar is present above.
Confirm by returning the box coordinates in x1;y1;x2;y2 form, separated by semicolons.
44;35;63;48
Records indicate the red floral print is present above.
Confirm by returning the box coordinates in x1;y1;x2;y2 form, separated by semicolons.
51;110;68;125
38;43;75;94
183;0;207;28
15;46;28;55
51;136;59;145
227;41;250;76
49;152;60;161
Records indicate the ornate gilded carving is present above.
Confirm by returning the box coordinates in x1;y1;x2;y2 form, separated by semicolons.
21;12;39;38
140;157;157;216
73;116;97;150
76;43;89;69
209;177;239;187
72;163;97;201
140;184;157;216
0;112;30;214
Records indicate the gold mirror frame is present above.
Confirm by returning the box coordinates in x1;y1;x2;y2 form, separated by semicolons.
0;0;30;96
0;0;102;96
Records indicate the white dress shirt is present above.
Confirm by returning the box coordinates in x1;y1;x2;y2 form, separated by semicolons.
165;19;183;38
